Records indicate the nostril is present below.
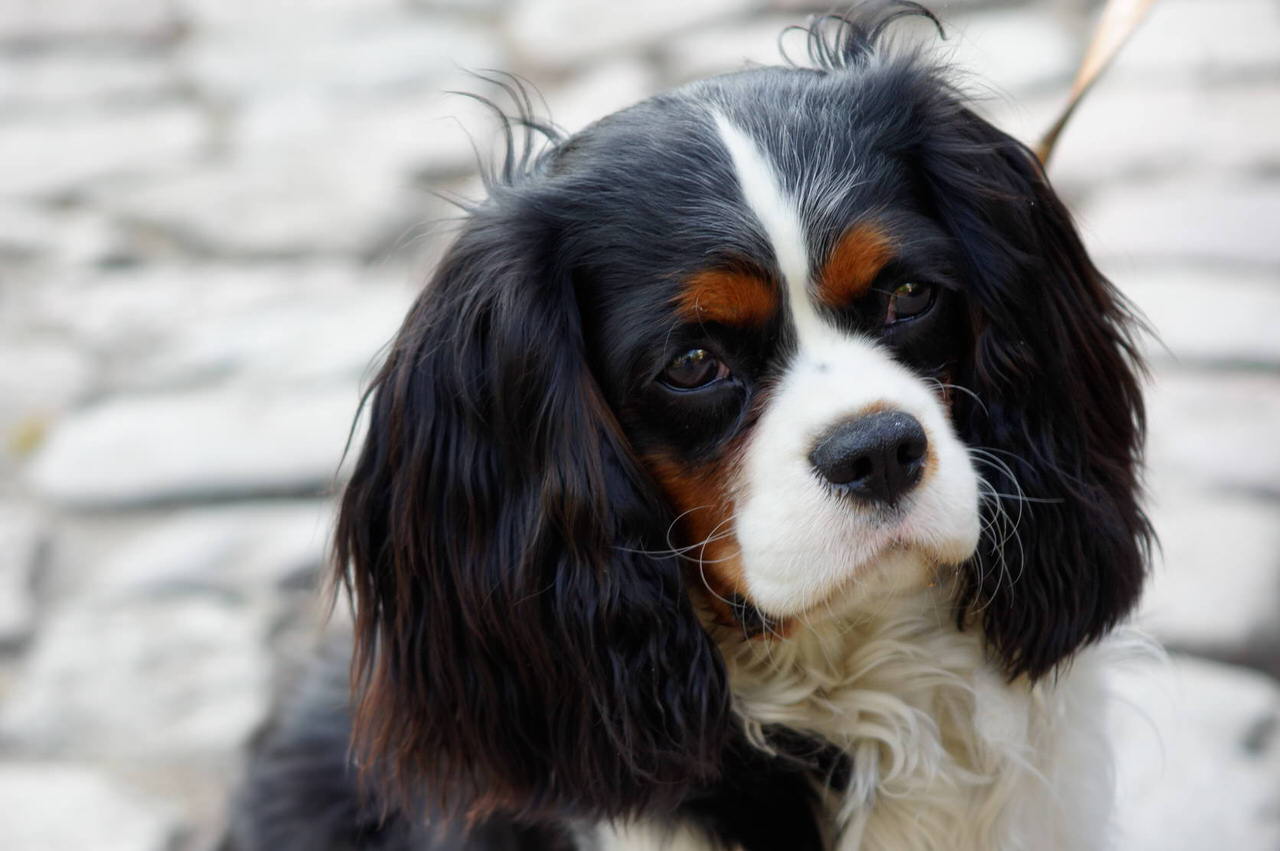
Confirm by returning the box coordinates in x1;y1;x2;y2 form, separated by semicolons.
897;437;926;466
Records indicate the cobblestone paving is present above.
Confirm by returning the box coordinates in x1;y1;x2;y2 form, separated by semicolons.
1;1;1277;848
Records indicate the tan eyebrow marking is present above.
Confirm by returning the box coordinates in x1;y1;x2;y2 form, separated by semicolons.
817;221;896;309
675;268;778;327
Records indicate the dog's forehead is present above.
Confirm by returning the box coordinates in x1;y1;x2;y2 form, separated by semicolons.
557;66;922;303
560;65;915;215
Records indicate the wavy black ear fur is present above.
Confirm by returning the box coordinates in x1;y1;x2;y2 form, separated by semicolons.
334;182;730;823
922;105;1152;680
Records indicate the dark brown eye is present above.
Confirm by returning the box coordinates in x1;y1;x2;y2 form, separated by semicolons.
885;281;936;324
659;348;727;390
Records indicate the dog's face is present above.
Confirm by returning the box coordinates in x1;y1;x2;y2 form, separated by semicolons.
574;85;984;625
335;11;1150;823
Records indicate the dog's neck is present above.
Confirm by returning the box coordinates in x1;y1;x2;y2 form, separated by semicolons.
710;587;1115;850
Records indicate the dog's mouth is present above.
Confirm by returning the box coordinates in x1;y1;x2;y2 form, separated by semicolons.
711;531;972;640
737;504;973;608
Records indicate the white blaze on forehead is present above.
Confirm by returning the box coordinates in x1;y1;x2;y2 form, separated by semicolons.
712;114;823;339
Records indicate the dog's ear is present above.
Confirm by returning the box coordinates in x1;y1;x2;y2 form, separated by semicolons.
922;108;1153;680
335;190;730;821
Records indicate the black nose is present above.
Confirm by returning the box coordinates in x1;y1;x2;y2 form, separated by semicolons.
808;411;928;505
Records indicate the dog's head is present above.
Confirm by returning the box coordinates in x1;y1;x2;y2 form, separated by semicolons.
335;6;1150;823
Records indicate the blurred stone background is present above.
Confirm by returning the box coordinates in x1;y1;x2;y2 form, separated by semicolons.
0;0;1277;848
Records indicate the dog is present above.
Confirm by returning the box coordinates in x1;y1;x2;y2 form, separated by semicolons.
232;5;1152;849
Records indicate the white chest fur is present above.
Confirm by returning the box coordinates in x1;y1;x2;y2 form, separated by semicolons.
717;591;1117;851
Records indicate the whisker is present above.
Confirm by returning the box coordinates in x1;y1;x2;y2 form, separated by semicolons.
922;378;988;415
982;492;1064;504
614;530;737;560
965;463;1029;614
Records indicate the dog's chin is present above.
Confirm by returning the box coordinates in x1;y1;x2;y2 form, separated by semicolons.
741;532;978;628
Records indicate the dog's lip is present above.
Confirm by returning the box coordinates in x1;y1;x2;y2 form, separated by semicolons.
739;536;899;619
740;525;975;623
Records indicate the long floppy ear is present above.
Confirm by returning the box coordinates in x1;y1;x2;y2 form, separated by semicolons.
923;108;1153;680
334;190;730;822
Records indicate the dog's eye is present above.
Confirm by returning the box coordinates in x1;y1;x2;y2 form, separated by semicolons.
660;348;728;390
885;281;936;324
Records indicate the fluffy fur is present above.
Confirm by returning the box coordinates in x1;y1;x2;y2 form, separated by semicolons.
232;5;1152;850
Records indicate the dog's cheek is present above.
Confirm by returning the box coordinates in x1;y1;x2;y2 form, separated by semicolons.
641;452;751;621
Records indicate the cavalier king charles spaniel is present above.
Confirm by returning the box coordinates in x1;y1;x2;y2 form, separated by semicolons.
234;5;1152;850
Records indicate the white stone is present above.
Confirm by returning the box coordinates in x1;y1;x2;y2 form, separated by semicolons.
230;90;487;181
546;60;659;135
506;0;744;70
409;0;511;11
1041;83;1280;185
0;205;59;264
941;7;1077;97
1107;0;1280;85
1145;371;1280;495
78;500;335;598
0;595;271;759
1119;265;1280;366
0;334;93;473
1079;178;1280;267
178;0;406;32
95;152;419;257
131;278;413;390
974;93;1059;156
181;16;500;102
0;0;178;45
0;335;92;421
0;54;179;113
0;205;123;268
27;382;365;508
23;263;414;392
1140;476;1280;650
659;16;801;84
0;107;206;199
0;762;180;851
769;0;992;7
1110;654;1280;850
0;504;40;644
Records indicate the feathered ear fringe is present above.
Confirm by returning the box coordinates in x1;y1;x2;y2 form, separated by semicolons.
921;109;1153;680
334;188;730;825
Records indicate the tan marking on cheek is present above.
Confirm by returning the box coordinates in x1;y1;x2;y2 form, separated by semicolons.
940;371;961;421
675;269;777;328
817;221;896;309
641;454;754;627
921;442;939;486
923;374;956;486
